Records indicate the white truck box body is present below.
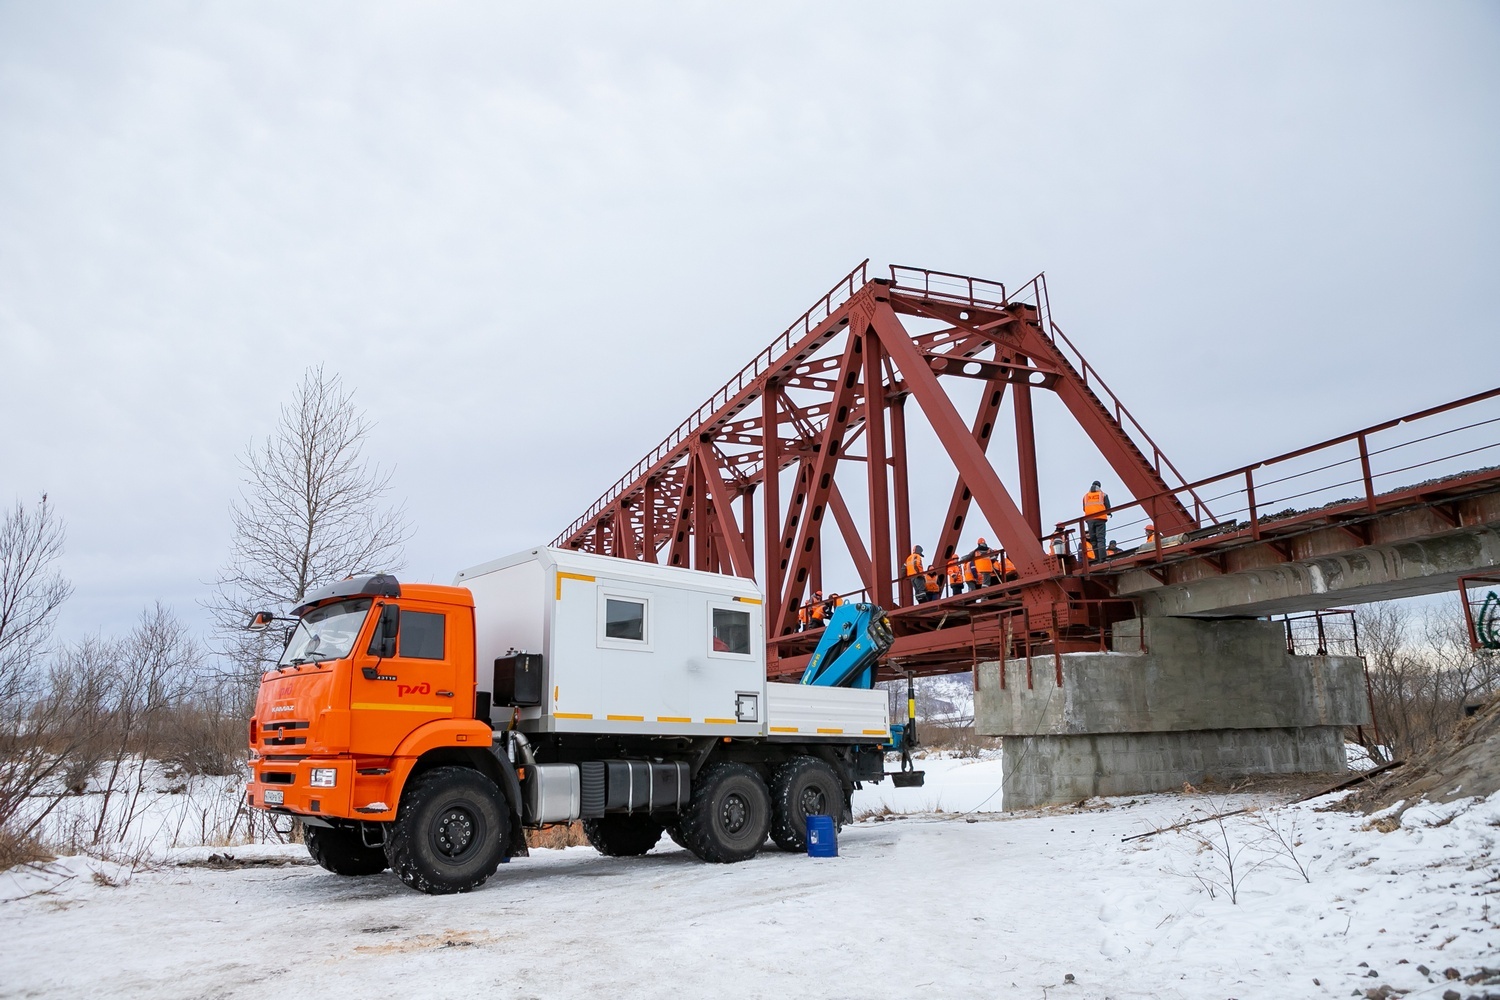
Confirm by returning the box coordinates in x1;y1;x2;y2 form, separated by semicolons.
455;548;888;742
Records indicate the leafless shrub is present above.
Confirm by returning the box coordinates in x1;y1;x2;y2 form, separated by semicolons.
1164;799;1272;904
1247;808;1313;883
1361;601;1500;761
205;365;411;705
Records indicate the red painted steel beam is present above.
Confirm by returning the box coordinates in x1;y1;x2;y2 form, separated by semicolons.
934;376;1008;565
867;298;1055;580
778;329;866;625
696;441;754;579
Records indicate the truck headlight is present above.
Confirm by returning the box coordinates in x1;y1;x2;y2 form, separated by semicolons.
309;768;337;788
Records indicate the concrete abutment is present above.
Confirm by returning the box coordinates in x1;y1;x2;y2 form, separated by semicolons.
973;617;1371;809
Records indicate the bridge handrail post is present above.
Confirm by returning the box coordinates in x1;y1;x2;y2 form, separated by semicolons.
1245;469;1260;540
1358;433;1377;514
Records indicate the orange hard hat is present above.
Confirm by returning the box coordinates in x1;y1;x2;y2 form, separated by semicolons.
977;537;987;545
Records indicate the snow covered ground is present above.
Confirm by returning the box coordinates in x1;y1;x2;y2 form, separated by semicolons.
1;755;1496;1000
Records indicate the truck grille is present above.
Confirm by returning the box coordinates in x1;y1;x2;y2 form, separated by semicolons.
263;720;310;747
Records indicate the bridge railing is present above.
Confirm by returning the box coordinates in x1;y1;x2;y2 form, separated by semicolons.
554;259;871;544
1073;385;1500;572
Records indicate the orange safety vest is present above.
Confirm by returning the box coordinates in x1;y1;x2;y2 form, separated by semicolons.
798;605;810;626
810;598;826;621
962;560;977;583
973;549;995;575
904;552;924;577
923;569;942;593
1083;540;1096;560
1002;556;1016;577
946;559;964;586
1083;490;1108;520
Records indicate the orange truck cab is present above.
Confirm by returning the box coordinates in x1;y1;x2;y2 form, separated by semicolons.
246;552;898;895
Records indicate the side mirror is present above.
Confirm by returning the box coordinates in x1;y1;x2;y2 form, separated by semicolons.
371;605;399;658
246;611;276;632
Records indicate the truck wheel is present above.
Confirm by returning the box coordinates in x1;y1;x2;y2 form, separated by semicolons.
582;814;664;857
304;825;388;876
769;757;844;852
384;766;508;895
677;763;770;864
665;822;688;849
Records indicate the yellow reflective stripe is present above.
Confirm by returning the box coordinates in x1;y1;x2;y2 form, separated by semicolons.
657;716;691;724
554;712;593;720
817;727;843;734
769;726;799;733
351;702;453;713
863;729;889;737
704;718;738;725
606;714;644;722
555;571;595;600
732;596;763;605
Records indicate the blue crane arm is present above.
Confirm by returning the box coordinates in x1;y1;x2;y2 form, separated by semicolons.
799;603;895;689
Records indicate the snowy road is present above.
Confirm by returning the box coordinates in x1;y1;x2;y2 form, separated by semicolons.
2;760;1496;1000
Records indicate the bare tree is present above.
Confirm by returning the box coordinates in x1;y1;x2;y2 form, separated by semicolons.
0;494;81;865
0;495;73;703
208;366;411;693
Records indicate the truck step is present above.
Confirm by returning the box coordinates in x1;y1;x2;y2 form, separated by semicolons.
888;771;925;788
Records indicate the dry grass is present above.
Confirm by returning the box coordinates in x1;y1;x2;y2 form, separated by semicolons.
526;821;588;849
0;828;53;870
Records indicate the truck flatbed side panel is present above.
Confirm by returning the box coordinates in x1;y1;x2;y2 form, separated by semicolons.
764;683;889;742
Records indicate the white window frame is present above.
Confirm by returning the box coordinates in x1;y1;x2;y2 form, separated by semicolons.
597;589;653;651
706;601;757;661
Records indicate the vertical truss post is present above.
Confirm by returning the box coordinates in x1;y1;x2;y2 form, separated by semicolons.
697;441;754;579
762;382;783;633
741;484;755;576
863;336;893;607
1013;354;1042;538
890;393;912;604
691;447;710;571
642;477;658;562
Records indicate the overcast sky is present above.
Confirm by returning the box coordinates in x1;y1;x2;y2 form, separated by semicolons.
3;1;1497;642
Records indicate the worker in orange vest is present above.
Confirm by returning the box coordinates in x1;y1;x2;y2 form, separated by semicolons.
1079;538;1096;563
1082;480;1110;562
922;567;944;601
823;592;842;619
945;557;965;595
807;590;827;628
961;557;978;592
1144;523;1157;545
968;538;999;587
905;545;932;603
1001;553;1018;581
1048;529;1068;569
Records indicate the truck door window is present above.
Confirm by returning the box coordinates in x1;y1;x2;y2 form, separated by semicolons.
711;608;752;655
398;611;446;660
604;598;647;642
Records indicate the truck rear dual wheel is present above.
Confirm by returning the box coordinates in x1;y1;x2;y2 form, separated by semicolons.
304;825;388;876
582;814;664;857
769;757;845;852
677;763;771;864
384;766;509;895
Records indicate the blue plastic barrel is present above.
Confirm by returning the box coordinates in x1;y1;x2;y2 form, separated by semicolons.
806;814;837;857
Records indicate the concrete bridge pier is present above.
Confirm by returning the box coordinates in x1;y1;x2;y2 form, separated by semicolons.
972;617;1372;809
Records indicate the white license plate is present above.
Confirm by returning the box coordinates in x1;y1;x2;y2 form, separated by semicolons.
262;789;284;805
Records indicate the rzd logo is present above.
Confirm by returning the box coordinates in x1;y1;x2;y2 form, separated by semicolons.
396;682;431;698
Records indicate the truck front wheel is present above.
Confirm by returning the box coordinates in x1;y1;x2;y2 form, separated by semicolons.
769;757;844;852
384;766;509;894
304;825;388;876
582;814;664;856
677;763;770;864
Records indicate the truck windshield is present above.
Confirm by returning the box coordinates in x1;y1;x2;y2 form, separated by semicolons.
278;598;373;667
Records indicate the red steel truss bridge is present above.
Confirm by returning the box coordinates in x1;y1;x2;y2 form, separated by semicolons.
554;262;1500;680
